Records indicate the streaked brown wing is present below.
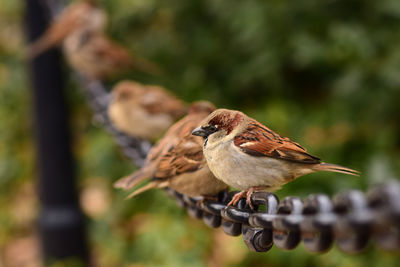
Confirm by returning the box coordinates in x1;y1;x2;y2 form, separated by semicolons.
155;135;204;179
146;113;197;160
114;105;213;189
92;34;132;67
139;86;186;118
113;114;198;189
234;120;320;164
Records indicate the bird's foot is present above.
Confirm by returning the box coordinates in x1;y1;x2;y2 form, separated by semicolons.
227;190;248;207
246;187;257;210
227;188;262;210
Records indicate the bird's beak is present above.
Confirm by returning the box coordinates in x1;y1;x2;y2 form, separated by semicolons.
192;126;218;138
192;126;208;137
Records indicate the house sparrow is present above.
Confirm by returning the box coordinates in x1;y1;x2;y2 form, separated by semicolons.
107;80;187;141
29;1;159;78
114;101;228;198
62;29;135;79
28;0;107;58
192;109;360;209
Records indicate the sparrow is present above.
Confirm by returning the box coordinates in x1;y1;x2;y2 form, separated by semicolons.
28;0;107;58
28;1;159;78
192;109;360;209
114;101;228;198
107;80;187;141
62;29;153;79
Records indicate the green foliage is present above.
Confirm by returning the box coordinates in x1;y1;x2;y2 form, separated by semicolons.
1;0;400;266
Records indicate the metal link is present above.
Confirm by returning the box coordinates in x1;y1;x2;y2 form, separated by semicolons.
242;225;273;252
272;197;303;250
367;182;400;251
202;211;222;228
220;199;247;236
199;196;227;228
244;192;278;252
221;205;253;225
300;194;334;252
333;190;373;253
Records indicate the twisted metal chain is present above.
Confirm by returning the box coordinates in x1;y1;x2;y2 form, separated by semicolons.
42;0;400;254
165;181;400;253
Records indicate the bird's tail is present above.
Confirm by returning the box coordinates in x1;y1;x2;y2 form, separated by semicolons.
313;162;360;176
125;180;169;199
113;167;153;190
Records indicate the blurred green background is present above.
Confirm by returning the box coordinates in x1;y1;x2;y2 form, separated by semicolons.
1;0;400;266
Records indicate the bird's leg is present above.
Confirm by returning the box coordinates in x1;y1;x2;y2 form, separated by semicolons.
227;190;248;207
246;188;257;210
246;186;271;210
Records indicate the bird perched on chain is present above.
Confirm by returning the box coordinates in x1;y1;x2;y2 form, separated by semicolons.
114;101;228;198
107;80;187;141
192;109;360;209
28;0;159;78
28;0;107;58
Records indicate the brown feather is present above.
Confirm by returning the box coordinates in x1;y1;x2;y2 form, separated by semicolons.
234;121;321;164
71;31;159;77
28;1;104;58
113;167;152;190
125;180;169;199
155;135;204;179
113;101;215;191
313;162;360;176
108;81;187;140
139;84;187;117
64;31;133;78
199;108;359;196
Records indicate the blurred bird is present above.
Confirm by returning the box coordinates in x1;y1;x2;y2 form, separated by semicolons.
108;80;187;141
114;101;228;198
28;0;107;58
192;109;360;209
28;1;160;78
62;29;160;78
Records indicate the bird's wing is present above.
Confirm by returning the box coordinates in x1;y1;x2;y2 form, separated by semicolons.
90;34;133;67
234;120;320;164
113;165;154;190
90;34;160;74
115;112;209;189
155;135;204;179
146;113;199;160
139;86;186;118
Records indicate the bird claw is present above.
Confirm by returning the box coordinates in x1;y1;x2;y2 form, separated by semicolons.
227;189;257;210
246;191;255;210
227;190;254;209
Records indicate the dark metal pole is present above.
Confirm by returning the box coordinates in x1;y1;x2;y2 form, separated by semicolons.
25;0;88;264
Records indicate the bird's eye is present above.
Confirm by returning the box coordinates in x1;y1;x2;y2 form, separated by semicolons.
209;125;217;132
